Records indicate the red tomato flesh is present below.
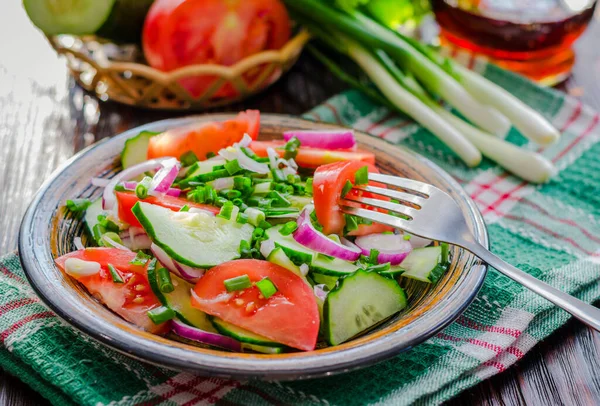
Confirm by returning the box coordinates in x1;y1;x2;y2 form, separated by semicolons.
116;191;219;227
313;161;393;235
55;248;166;333
191;260;319;351
147;110;260;161
249;140;375;169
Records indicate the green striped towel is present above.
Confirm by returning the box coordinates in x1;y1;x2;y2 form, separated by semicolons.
1;60;600;405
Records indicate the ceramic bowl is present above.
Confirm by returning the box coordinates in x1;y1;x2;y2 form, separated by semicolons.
19;114;488;380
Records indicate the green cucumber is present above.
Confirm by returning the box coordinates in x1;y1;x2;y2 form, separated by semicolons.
133;202;253;268
24;0;154;43
288;195;313;210
376;265;405;278
147;265;215;332
84;198;105;237
121;131;159;170
324;270;407;346
309;255;359;277
264;225;315;266
210;317;284;347
185;159;227;179
267;247;303;277
312;273;339;290
400;246;446;283
241;343;285;354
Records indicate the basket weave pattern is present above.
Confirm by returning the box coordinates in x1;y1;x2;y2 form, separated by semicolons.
48;31;310;110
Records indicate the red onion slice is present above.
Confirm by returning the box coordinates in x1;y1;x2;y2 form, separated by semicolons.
172;319;241;352
150;243;178;273
150;244;204;283
165;188;181;197
283;130;356;150
406;234;432;249
173;261;204;283
150;158;181;194
91;177;111;187
102;158;169;210
120;233;152;251
355;233;413;265
293;206;361;262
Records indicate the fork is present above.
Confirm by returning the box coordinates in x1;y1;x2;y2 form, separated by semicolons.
341;173;600;332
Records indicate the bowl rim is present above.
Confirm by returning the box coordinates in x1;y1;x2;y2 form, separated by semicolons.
19;114;488;380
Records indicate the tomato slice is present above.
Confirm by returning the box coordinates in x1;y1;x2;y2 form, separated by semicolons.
55;248;166;333
116;191;220;227
249;141;374;168
313;161;393;235
147;110;260;161
191;259;319;351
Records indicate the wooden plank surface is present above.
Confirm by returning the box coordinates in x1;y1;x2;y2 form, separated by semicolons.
0;2;599;405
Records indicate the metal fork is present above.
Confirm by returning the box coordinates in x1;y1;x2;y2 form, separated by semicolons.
342;173;600;332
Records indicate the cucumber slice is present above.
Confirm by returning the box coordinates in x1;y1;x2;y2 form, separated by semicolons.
400;246;446;283
312;273;339;290
241;343;285;354
84;198;105;237
267;247;303;277
133;202;253;268
324;270;407;345
186;159;227;178
148;265;215;332
265;225;315;266
288;195;313;210
210;317;284;347
121;131;159;170
376;265;405;278
310;255;359;277
24;0;117;36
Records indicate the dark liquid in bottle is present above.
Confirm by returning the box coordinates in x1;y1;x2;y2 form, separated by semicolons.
432;0;597;61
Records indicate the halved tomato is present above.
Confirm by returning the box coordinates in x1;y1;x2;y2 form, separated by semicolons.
313;161;393;235
116;191;220;227
191;259;319;351
55;248;166;333
147;110;260;161
249;140;375;168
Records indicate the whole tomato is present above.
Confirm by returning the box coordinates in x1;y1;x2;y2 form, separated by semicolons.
142;0;291;97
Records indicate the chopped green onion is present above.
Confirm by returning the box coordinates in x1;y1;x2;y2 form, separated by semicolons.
224;274;252;292
97;215;120;232
66;198;92;213
147;306;176;325
256;278;278;299
261;207;300;217
305;178;314;196
180;151;199;166
344;214;359;233
286;174;301;184
441;242;450;264
114;184;126;192
403;234;411;240
283;137;301;160
232;198;245;207
226;189;242;200
130;251;151;266
107;264;124;283
239;240;252;258
180;205;190;212
266;191;291;208
192;169;230;183
252;228;265;241
135;176;153;199
366;262;391;273
279;221;298;236
236;212;248;224
247;196;273;208
245;207;266;227
206;152;216;159
368;249;380;265
217;201;235;220
225;159;242;175
292;183;306;195
92;223;106;246
158;267;174;293
233;176;252;191
274;183;294;194
102;232;123;246
258;220;272;229
354;166;369;185
253;182;274;195
187;187;206;204
241;147;270;162
271;168;286;183
341;180;353;198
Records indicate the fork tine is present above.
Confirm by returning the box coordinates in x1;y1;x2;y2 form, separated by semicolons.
341;197;419;219
354;185;424;207
368;173;434;197
340;205;414;233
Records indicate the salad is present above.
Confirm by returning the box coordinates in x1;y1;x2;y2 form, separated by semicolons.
56;110;449;353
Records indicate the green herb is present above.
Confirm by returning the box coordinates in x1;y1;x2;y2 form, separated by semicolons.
66;198;92;213
130;251;151;266
236;212;249;224
180;205;190;212
180;151;199;166
283;137;301;160
286;174;301;184
403;234;411;240
114;184;126;192
279;221;298;236
252;227;265;241
224;275;252;292
258;220;272;230
365;262;391;273
233;176;252;191
217;201;235;220
239;240;252;258
341;180;353;198
107;264;124;283
102;232;123;247
92;223;107;246
256;278;278;299
158;267;174;293
344;214;359;233
266;191;291;208
225;159;242;175
135;176;153;199
271;168;286;183
206;152;216;159
368;249;380;265
354;166;369;185
305;177;314;196
147;306;176;325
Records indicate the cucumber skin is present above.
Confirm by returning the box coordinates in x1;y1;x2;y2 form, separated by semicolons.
323;270;407;346
121;131;159;169
209;317;285;348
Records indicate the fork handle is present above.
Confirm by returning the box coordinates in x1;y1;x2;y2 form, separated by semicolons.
466;242;600;332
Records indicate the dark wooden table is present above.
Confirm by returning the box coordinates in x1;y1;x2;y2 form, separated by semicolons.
1;3;599;405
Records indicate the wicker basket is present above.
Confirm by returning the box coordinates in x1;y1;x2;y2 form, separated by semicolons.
47;30;310;110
